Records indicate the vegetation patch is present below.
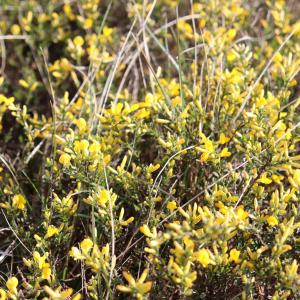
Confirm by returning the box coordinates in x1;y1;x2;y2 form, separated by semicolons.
0;0;300;299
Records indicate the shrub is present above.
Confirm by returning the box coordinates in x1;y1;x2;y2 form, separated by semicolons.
0;0;300;299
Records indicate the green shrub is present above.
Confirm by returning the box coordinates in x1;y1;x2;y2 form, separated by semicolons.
0;0;300;299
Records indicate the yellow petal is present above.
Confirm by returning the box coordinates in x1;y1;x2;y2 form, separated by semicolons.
69;247;84;260
42;264;51;280
266;215;278;226
166;201;177;211
6;277;18;295
0;288;7;300
220;147;231;157
194;249;211;268
12;194;26;210
219;133;230;144
258;173;272;184
73;36;84;47
229;249;240;263
97;189;110;206
80;238;93;254
45;225;59;239
139;225;153;238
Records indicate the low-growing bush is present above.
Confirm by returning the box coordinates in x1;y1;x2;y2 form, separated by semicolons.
0;0;300;299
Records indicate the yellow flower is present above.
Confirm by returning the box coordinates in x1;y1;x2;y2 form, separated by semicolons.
32;251;52;280
178;19;193;34
273;52;282;63
42;264;52;280
84;18;93;29
103;154;111;166
258;173;272;185
266;215;278;226
219;133;230;144
226;69;243;84
89;142;101;156
99;26;114;44
74;140;89;154
229;249;240;263
199;19;206;29
199;134;215;161
195;249;211;268
220;147;231;157
69;247;85;260
6;277;18;295
97;189;110;207
135;108;150;119
73;36;84;47
117;269;152;297
11;24;21;35
227;28;237;40
166;201;177;211
45;225;59;239
147;164;160;173
140;225;153;238
44;286;81;300
236;207;248;221
59;153;71;167
63;4;75;20
120;216;135;226
80;238;93;254
74;118;87;134
227;50;236;62
32;251;51;280
271;174;284;184
12;194;26;210
179;105;190;119
33;251;46;268
0;288;7;300
200;152;210;162
256;97;267;108
171;96;182;107
19;79;29;89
